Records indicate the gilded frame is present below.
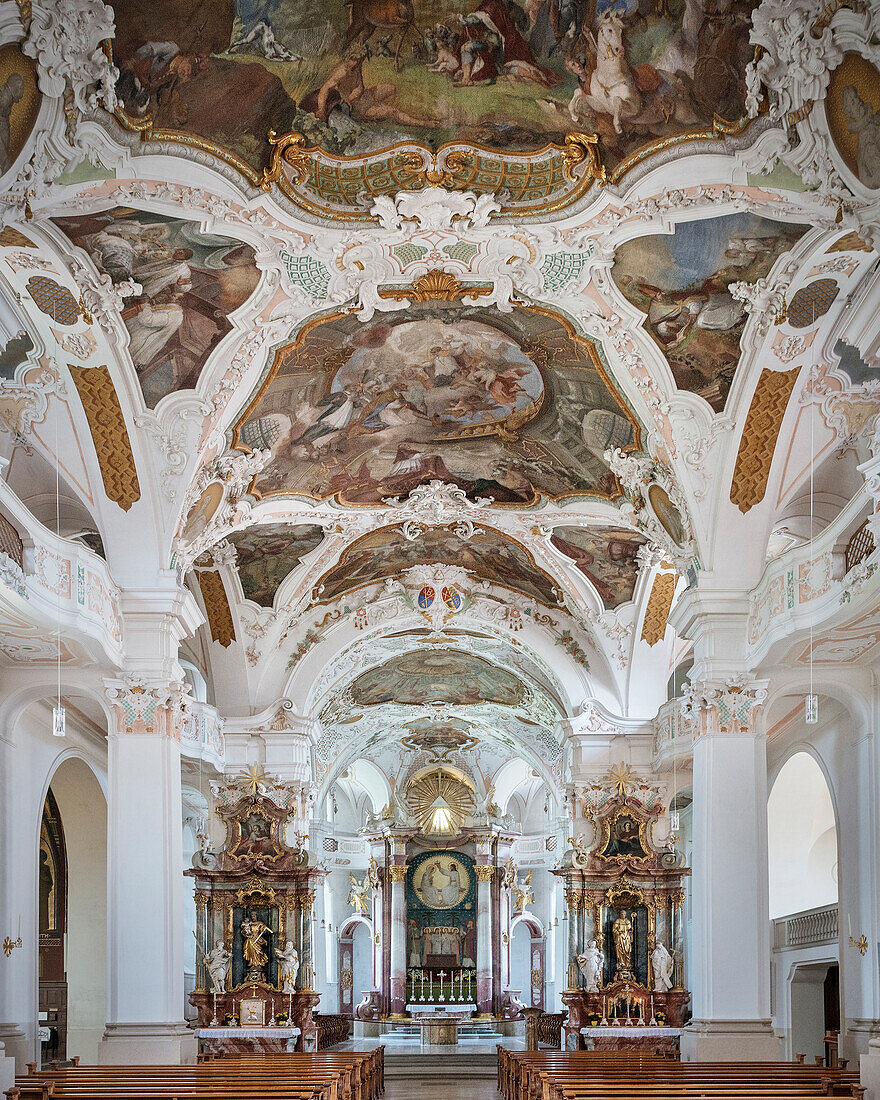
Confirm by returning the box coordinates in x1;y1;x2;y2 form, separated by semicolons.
595;807;652;865
225;805;284;864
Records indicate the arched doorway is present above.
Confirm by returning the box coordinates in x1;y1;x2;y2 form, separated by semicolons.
338;918;373;1019
509;916;544;1011
768;752;839;1062
41;759;107;1065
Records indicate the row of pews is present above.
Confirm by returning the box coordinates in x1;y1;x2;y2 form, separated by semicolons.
5;1049;383;1100
498;1049;865;1100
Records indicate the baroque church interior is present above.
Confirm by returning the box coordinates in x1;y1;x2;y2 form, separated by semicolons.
2;0;880;1096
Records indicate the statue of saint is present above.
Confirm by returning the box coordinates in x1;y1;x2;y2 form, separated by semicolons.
196;937;231;993
275;940;300;992
612;910;633;975
650;940;674;991
576;939;602;992
241;911;272;978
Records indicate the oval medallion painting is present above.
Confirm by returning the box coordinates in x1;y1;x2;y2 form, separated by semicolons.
648;484;686;548
0;44;39;181
826;52;880;191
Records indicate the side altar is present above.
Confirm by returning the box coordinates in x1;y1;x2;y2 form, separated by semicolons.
555;766;690;1050
185;767;326;1049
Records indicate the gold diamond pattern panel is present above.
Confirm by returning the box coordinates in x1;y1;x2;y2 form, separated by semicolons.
198;570;236;648
730;367;800;514
68;366;141;512
641;573;677;647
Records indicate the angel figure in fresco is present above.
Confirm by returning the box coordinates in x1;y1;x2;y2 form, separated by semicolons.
348;872;372;915
241;912;272;974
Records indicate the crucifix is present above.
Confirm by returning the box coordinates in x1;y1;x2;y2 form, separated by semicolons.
437;970;447;1001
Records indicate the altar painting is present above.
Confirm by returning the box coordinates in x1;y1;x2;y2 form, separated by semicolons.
52;208;259;408
596;810;649;862
348;649;525;706
407;851;476;970
110;0;757;170
235;306;638;505
612;213;809;411
315;524;560;605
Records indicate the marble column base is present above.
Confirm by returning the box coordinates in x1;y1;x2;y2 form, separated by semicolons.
860;1035;880;1099
99;1023;197;1064
680;1019;780;1062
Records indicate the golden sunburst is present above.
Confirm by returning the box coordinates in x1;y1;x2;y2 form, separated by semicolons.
407;768;475;836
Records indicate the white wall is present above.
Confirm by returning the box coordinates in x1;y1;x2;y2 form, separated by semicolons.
768;752;837;920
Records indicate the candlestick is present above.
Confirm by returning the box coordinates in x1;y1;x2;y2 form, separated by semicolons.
599;995;608;1027
649;994;656;1027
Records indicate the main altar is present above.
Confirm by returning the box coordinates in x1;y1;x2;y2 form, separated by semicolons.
185;768;326;1049
555;768;690;1050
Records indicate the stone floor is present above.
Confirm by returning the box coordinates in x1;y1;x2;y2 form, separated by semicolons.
385;1079;499;1098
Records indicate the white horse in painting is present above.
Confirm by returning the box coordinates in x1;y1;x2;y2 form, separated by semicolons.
569;9;700;133
570;12;641;134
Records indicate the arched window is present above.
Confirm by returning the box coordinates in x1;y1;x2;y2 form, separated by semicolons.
768;753;837;919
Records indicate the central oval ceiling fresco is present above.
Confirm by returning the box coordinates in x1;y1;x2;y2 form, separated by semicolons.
235;304;640;504
348;649;526;706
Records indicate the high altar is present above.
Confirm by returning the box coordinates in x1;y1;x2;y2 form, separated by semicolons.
339;784;545;1028
186;769;325;1049
555;770;690;1050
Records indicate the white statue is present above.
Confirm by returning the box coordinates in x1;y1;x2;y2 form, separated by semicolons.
650;941;674;992
275;940;300;993
196;939;231;993
577;939;602;992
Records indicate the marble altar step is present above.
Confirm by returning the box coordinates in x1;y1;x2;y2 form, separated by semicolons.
385;1052;499;1077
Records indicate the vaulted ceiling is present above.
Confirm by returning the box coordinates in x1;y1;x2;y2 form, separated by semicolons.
0;0;879;797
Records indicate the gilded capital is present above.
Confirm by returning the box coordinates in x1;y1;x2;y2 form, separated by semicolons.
475;864;495;881
389;864;408;881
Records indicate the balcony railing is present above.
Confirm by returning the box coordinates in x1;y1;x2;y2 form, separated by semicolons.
772;904;838;949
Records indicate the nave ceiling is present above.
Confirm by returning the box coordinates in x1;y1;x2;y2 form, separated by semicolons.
0;0;877;795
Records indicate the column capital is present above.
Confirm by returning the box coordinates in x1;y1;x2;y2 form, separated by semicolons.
474;865;496;881
681;676;769;737
388;864;408;882
104;675;191;739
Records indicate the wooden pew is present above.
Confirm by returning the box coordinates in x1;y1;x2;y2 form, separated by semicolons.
7;1048;384;1100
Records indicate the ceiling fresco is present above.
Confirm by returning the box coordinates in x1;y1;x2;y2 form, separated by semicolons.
348;648;526;706
109;0;756;172
227;522;326;606
825;52;880;191
550;525;645;608
0;44;41;179
236;305;639;504
52;208;260;408
400;719;481;756
314;524;561;605
612;213;810;411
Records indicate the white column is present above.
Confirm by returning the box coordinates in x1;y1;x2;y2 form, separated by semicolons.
680;679;779;1062
388;864;407;1017
99;679;196;1064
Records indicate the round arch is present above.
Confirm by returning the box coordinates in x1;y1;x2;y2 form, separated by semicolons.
41;755;107;1064
768;750;838;920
